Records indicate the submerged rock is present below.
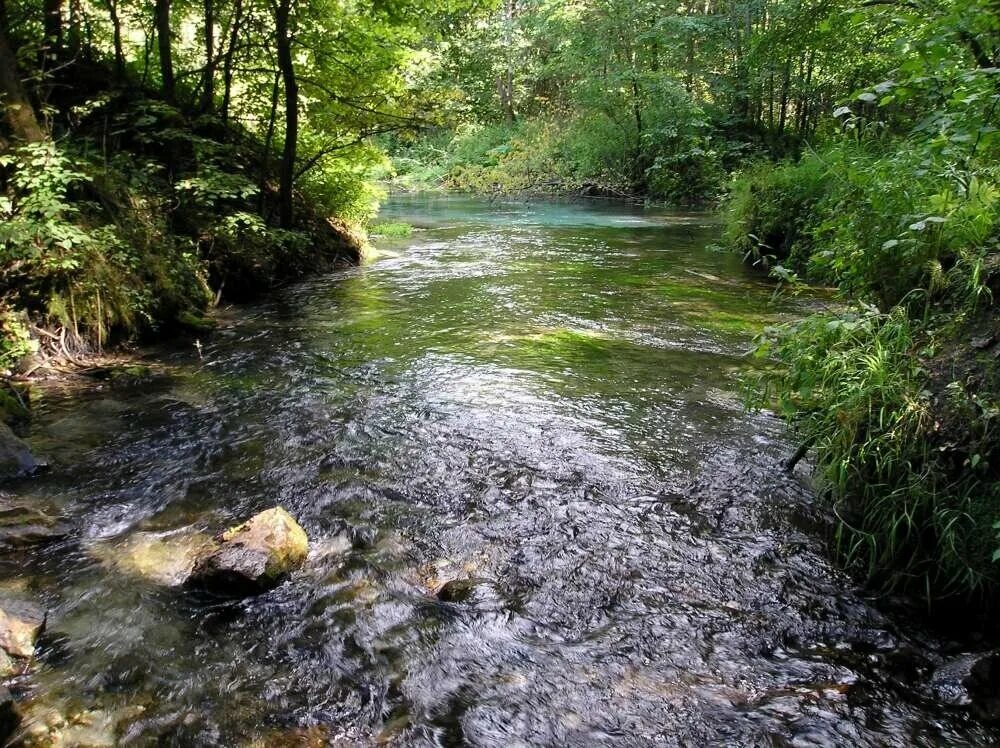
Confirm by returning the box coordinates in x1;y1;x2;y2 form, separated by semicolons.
89;529;214;586
931;651;1000;721
0;498;69;549
435;577;505;610
187;507;309;596
0;422;37;480
18;703;138;748
0;686;20;747
0;600;45;674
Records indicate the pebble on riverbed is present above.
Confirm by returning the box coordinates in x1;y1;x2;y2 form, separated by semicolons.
186;507;309;596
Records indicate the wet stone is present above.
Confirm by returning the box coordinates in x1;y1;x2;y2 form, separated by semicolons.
931;651;1000;721
435;578;505;610
0;422;37;480
18;705;135;748
88;529;214;586
0;599;45;661
187;507;309;596
0;498;69;549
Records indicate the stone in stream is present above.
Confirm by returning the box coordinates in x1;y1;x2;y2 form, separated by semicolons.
0;498;69;549
0;600;46;675
0;422;37;480
931;651;1000;721
187;507;309;596
88;528;215;586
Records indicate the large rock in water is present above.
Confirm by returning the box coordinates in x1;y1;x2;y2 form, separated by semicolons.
0;422;36;480
0;600;45;676
931;651;1000;721
187;507;309;595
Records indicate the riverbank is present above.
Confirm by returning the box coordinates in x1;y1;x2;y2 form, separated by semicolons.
0;86;366;383
727;143;1000;610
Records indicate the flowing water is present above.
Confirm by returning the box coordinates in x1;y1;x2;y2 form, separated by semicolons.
4;195;996;746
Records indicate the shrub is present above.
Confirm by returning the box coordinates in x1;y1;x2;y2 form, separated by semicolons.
722;156;830;273
749;305;1000;599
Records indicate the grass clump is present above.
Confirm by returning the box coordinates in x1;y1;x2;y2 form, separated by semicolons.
368;222;413;238
749;305;1000;599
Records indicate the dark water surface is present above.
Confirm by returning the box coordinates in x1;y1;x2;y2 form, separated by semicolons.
6;196;995;745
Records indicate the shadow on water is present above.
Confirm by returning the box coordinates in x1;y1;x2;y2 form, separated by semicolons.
3;194;997;745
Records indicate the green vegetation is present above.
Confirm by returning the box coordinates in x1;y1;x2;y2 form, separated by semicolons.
0;0;469;371
368;222;414;238
382;0;932;202
733;0;1000;604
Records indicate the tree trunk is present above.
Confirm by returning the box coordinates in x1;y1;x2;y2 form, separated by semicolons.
777;57;791;135
499;0;515;124
274;0;297;228
0;13;44;143
43;0;63;60
220;0;243;122
155;0;175;102
199;0;215;112
108;0;124;76
259;69;280;216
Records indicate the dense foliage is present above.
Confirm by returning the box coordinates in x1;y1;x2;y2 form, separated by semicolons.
384;0;922;201
0;0;468;368
733;0;1000;604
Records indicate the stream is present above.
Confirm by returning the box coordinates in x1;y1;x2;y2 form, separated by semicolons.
4;195;996;745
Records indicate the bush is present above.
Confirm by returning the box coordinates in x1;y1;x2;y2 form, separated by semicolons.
749;305;1000;598
722;156;830;273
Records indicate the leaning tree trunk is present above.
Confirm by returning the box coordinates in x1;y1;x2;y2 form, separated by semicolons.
0;18;44;143
274;0;297;228
155;0;175;102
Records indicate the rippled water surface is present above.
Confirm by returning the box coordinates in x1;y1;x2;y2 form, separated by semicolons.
6;196;997;745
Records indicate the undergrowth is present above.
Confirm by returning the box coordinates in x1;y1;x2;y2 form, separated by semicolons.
736;137;1000;605
0;93;364;372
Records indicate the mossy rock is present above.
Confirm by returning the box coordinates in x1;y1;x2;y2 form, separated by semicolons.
0;422;37;480
187;507;309;596
88;528;214;586
175;311;218;333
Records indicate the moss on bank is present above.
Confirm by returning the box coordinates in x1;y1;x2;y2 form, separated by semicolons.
0;86;364;375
